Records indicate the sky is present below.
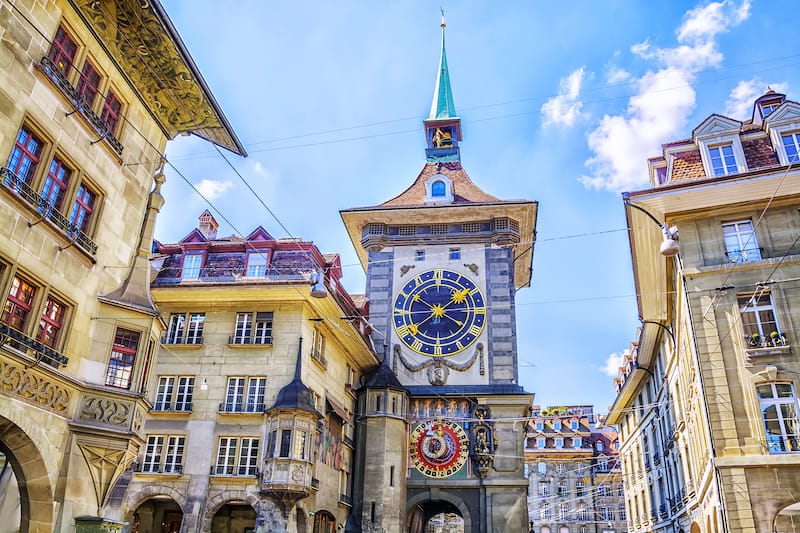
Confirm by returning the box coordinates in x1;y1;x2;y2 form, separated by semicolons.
154;0;800;415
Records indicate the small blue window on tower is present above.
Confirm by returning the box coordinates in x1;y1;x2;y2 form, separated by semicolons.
416;250;425;261
431;180;446;197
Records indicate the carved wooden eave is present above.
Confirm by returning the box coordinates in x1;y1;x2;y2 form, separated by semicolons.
70;0;246;156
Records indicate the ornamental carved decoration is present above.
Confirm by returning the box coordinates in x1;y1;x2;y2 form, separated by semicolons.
470;404;497;478
78;395;133;429
0;359;70;412
72;0;239;153
394;342;484;385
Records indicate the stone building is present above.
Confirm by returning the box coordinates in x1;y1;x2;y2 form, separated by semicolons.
340;19;537;533
0;0;243;531
103;212;377;532
608;89;800;532
525;406;626;533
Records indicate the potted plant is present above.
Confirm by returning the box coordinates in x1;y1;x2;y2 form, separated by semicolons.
747;333;762;348
770;331;786;347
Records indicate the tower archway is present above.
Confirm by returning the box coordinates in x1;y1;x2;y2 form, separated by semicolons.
0;417;54;533
407;494;471;533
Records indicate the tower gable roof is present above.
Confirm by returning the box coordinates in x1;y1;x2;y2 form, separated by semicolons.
380;162;500;207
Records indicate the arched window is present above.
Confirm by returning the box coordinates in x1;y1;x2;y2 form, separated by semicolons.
431;180;446;197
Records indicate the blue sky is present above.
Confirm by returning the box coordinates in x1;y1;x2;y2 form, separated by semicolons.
156;0;800;414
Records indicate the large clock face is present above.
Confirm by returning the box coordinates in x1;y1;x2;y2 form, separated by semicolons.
409;419;470;478
393;269;486;356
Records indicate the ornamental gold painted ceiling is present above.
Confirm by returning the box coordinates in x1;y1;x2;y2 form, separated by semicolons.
71;0;245;155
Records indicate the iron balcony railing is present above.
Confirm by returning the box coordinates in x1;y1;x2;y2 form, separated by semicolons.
0;322;69;367
150;402;193;413
160;333;204;345
211;465;259;476
38;56;123;155
218;402;265;414
132;462;183;474
1;167;98;255
228;335;272;346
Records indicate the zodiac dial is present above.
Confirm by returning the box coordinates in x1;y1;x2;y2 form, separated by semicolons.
409;419;470;478
392;269;486;356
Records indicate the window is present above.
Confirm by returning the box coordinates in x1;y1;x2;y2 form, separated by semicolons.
37;295;66;349
558;503;568;520
571;420;579;430
105;328;140;389
101;89;122;134
577;507;589;521
415;250;425;261
596;458;609;472
723;220;761;262
557;481;567;496
214;437;260;475
2;275;36;331
278;429;292;457
758;382;800;453
431;180;446;197
597;441;604;452
153;376;194;411
553;419;562;431
222;377;266;412
76;60;101;107
164;312;204;344
311;327;326;365
69;181;96;235
572;437;581;448
536;437;546;448
762;103;780;117
709;144;738;175
231;312;272;344
576;480;585;496
739;292;780;346
598;484;610;497
535;420;544;431
6;126;43;184
449;248;460;260
540;505;551;520
181;254;202;280
538;462;547;475
782;132;800;164
142;435;185;474
246;252;268;277
555;463;566;474
555;437;564;448
41;157;71;210
47;25;77;76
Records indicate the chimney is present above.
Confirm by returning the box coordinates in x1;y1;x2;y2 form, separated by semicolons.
198;210;218;239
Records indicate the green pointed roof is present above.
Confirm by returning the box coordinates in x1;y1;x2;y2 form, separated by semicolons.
429;20;457;120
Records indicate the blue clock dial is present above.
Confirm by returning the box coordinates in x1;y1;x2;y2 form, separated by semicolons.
392;269;486;356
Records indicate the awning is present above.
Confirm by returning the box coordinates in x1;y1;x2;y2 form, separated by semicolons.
326;396;352;425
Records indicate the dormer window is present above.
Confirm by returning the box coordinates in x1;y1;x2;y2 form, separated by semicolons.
709;143;737;176
761;103;780;117
424;173;454;204
781;132;800;164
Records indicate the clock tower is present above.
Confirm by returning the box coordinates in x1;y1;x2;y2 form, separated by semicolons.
342;17;537;533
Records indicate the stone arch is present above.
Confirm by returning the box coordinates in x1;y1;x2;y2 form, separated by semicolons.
120;483;189;518
406;490;472;532
0;417;54;533
201;490;268;532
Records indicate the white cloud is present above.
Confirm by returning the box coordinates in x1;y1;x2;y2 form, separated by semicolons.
541;67;586;127
606;65;631;85
725;80;790;120
581;0;751;192
602;352;625;377
195;179;233;200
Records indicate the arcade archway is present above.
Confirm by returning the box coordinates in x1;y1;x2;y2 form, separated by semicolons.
0;417;53;533
130;496;183;533
775;502;800;532
408;500;466;533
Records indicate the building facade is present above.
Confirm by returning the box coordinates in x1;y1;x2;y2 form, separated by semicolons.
608;90;800;533
341;20;537;533
525;406;627;533
0;1;243;532
103;212;377;532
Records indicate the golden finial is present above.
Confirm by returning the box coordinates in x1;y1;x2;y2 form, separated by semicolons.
440;7;446;28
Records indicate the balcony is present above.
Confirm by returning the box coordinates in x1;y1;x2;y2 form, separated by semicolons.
211;465;259;477
37;56;123;155
132;463;183;474
228;335;272;346
160;334;203;346
1;168;98;255
725;247;763;263
150;402;192;413
261;458;315;501
0;322;69;367
218;402;265;414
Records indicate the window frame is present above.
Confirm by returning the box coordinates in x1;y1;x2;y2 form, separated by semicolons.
141;434;185;474
2;274;37;332
722;219;761;263
100;87;123;135
164;312;205;345
245;251;269;277
180;253;203;280
6;125;45;185
697;134;747;178
76;58;102;109
757;382;800;454
47;24;78;77
707;143;738;176
37;294;67;349
105;327;140;389
739;291;781;344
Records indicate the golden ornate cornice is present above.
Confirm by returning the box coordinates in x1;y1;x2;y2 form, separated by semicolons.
70;0;246;155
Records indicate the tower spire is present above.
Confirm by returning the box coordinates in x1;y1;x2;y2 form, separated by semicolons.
424;12;462;163
429;10;456;120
